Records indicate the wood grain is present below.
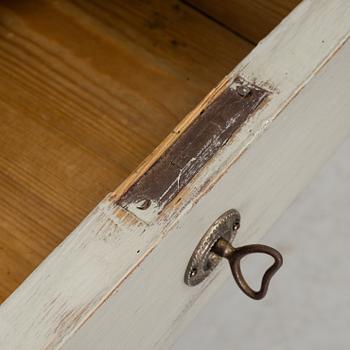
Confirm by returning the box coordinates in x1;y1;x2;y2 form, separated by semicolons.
0;0;252;303
185;0;301;43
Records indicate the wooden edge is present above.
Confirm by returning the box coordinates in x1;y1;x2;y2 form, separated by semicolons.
184;0;301;44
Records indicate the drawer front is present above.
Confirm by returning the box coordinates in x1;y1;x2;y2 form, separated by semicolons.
1;2;350;349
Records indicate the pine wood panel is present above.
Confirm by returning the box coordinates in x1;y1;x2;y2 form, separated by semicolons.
185;0;301;43
0;0;252;303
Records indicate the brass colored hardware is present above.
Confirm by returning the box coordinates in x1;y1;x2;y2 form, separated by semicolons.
184;209;283;300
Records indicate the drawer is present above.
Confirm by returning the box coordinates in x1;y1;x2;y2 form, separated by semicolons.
1;1;350;349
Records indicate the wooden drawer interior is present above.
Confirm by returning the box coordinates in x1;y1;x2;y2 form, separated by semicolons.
0;0;299;303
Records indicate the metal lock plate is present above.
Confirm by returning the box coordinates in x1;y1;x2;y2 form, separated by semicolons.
184;209;240;286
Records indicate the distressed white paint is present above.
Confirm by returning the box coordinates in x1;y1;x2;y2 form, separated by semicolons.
64;38;350;350
1;1;350;349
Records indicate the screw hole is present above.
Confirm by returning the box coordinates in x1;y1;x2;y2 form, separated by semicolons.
136;199;151;210
233;222;240;231
236;85;251;97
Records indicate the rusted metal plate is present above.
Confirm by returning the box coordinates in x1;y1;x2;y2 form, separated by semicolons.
116;77;268;216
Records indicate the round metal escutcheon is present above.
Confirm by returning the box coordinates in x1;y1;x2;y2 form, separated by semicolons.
184;209;240;286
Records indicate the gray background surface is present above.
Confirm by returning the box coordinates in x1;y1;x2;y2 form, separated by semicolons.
172;137;350;350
